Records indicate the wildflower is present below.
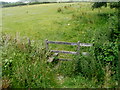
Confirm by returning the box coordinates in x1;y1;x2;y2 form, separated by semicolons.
68;24;70;26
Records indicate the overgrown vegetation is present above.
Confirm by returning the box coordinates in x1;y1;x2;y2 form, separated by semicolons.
2;2;119;88
1;34;58;88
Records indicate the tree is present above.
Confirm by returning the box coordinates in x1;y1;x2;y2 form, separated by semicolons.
109;2;120;9
92;2;120;10
92;2;107;10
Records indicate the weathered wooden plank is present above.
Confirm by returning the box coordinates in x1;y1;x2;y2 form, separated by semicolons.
50;50;77;54
47;57;54;62
53;53;59;56
47;40;92;47
47;41;77;46
47;53;59;62
80;43;92;47
45;39;48;51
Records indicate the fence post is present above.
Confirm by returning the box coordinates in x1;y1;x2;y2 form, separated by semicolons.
14;38;17;43
28;38;31;46
77;41;80;55
45;39;48;51
16;32;20;44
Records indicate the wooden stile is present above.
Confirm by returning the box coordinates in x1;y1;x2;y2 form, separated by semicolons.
45;39;92;62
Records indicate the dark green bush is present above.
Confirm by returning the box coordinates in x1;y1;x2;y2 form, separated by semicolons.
2;3;27;8
92;2;107;10
2;2;52;8
110;2;120;9
57;8;63;13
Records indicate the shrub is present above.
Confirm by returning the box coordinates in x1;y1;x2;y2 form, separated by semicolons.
64;6;68;9
92;2;107;10
93;12;119;87
69;5;119;87
57;8;63;13
109;2;120;9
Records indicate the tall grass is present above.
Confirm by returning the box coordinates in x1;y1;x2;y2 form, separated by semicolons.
55;3;119;87
1;34;57;88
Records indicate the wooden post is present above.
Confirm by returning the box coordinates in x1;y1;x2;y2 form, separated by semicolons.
14;38;17;43
28;38;31;46
45;39;48;51
77;41;80;55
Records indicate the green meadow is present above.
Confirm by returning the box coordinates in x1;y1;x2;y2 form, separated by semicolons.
2;3;115;51
3;3;73;40
2;2;119;88
3;3;115;41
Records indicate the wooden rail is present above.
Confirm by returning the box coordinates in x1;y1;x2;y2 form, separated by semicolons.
50;50;77;54
80;43;92;47
45;39;92;61
47;41;77;46
47;40;92;47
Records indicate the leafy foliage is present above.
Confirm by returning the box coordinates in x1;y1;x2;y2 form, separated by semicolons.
92;2;107;9
110;2;120;9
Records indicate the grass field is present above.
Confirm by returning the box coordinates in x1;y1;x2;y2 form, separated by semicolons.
3;3;74;40
2;2;115;52
2;2;118;88
3;3;114;41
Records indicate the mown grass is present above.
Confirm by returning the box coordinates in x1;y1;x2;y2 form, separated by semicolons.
2;2;119;88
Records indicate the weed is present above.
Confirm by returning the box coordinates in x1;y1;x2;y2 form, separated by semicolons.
57;8;63;13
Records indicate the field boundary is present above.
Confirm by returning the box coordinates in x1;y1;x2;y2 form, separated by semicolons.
45;39;92;61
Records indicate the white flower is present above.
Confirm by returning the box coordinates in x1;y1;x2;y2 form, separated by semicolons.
68;24;70;26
